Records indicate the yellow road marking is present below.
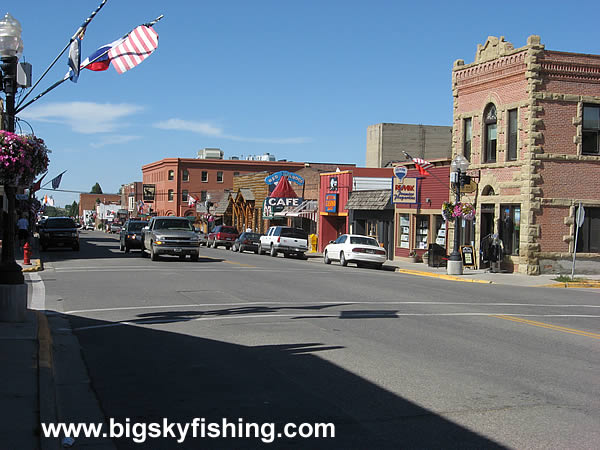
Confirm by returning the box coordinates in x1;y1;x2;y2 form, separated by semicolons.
223;260;257;268
491;315;600;340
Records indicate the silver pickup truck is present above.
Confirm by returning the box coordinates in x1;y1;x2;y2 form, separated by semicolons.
258;226;308;258
141;216;201;261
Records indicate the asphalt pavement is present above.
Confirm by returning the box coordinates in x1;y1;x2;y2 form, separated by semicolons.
4;230;600;448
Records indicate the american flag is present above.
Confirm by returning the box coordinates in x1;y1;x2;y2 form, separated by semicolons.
403;152;433;176
188;195;197;207
108;26;159;74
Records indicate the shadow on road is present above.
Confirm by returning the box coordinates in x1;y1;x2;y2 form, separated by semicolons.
55;312;506;449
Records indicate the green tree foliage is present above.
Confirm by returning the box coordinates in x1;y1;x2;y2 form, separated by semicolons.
91;183;103;194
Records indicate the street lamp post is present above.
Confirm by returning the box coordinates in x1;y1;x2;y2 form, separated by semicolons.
0;13;26;321
447;154;470;276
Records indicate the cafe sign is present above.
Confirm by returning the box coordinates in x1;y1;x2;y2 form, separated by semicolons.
262;197;304;219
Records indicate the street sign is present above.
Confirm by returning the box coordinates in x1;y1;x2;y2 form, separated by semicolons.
461;180;478;194
576;205;585;228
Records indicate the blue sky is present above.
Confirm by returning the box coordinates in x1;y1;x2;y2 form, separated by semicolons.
9;0;600;208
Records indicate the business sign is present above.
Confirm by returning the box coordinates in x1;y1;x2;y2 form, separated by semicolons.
328;177;338;191
262;197;304;219
324;193;338;213
393;166;408;182
264;171;305;186
392;177;418;204
142;184;156;202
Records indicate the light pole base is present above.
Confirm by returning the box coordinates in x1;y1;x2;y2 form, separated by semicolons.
0;283;28;322
447;260;463;276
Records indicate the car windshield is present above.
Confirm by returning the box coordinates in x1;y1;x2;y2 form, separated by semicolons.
154;219;193;231
128;222;146;232
350;236;380;247
280;228;308;239
220;227;238;234
46;218;76;229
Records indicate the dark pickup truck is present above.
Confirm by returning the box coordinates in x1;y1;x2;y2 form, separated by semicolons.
39;217;80;251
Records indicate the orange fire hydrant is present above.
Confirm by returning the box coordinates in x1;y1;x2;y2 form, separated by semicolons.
23;242;32;265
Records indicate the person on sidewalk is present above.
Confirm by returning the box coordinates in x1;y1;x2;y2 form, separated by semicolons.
16;214;29;248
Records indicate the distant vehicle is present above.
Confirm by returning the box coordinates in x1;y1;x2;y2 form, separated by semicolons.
84;223;95;231
231;232;261;253
109;223;122;234
207;225;239;249
258;226;308;258
323;234;386;269
119;220;147;253
141;216;201;261
39;217;80;251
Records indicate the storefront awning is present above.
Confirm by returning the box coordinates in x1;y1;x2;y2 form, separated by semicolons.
345;190;392;210
274;200;318;221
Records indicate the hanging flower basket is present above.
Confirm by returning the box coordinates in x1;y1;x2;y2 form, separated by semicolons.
0;131;50;187
442;201;476;221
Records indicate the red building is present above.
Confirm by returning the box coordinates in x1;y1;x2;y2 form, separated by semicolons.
392;160;451;261
318;168;393;251
141;158;305;217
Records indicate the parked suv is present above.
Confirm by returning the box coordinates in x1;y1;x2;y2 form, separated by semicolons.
259;226;308;258
39;217;80;251
207;225;239;249
141;217;201;261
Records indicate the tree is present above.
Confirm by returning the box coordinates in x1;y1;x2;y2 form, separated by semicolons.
66;201;79;218
91;183;103;194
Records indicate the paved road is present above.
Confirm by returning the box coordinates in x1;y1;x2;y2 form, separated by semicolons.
39;230;600;449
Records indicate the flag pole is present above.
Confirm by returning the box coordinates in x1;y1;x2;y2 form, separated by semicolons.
16;0;109;110
15;14;164;114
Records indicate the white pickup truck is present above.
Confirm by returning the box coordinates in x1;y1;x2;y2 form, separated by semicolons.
258;226;308;258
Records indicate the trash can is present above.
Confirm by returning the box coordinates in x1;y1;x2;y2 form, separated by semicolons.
428;243;446;267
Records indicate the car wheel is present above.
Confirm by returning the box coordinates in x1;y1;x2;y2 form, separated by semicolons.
150;244;159;261
258;244;264;255
124;245;130;254
239;245;244;253
190;254;198;262
270;245;277;257
340;252;348;267
324;250;331;264
254;248;259;254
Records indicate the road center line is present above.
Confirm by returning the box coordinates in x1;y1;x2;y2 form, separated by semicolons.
491;315;600;340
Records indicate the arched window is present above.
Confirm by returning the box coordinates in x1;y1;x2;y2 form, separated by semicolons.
481;185;495;196
484;104;497;163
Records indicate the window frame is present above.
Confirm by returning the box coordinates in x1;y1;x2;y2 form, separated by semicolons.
168;189;174;202
463;117;472;161
216;171;224;183
201;171;208;182
168;170;174;181
499;204;520;256
507;108;518;161
182;190;188;202
582;104;600;155
483;104;497;163
182;169;189;182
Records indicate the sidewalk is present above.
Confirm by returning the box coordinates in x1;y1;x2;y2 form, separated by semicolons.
305;252;600;288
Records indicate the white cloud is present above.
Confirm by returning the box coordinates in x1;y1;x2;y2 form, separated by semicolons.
20;101;144;134
90;135;142;149
154;118;311;144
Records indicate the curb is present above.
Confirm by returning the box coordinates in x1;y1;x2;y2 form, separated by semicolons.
395;268;494;284
22;259;43;273
37;311;60;450
537;282;600;289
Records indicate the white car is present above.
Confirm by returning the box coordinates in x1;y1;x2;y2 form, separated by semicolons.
323;234;386;269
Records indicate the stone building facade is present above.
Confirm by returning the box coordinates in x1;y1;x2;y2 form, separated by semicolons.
452;35;600;274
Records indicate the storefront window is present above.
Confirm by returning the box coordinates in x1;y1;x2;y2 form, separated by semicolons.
366;220;377;238
416;215;429;250
398;214;410;249
499;205;520;255
576;207;600;253
434;215;446;248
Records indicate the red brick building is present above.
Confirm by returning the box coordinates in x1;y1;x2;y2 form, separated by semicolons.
78;193;121;217
452;35;600;274
141;158;305;217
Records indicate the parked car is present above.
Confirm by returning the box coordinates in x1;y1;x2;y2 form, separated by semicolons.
119;220;147;253
231;232;262;253
141;216;201;261
323;234;386;269
39;217;80;251
207;225;239;249
258;226;308;258
109;223;122;234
